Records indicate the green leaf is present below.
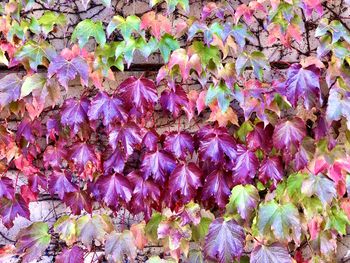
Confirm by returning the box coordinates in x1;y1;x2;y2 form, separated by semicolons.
145;212;164;243
38;11;66;36
21;73;46;98
206;82;232;112
107;15;140;39
54;215;77;246
257;200;301;242
16;222;51;263
286;172;307;200
190;41;220;67
236;121;254;142
15;41;56;71
325;206;350;235
158;34;180;63
137;37;158;58
72;19;106;48
226;184;259;219
192;217;212;242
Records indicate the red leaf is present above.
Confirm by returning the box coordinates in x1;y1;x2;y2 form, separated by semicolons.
70;142;98;170
118;76;158;113
0;194;30;228
63;190;92;215
246;123;274;152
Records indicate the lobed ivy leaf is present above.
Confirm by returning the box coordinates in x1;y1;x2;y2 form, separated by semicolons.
226;184;259;219
273;117;306;151
0;73;22;109
0;194;30;229
16;222;50;263
107;15;140;39
159;34;180;63
258;156;284;186
204;218;245;263
56;246;84;263
164;131;194;160
71;19;106;47
61;98;90;135
206;82;233;112
235;51;270;80
48;170;77;200
257;200;301;243
284;63;321;109
140;11;172;40
38;11;66;36
105;230;137;263
0;177;14;199
118;76;158;113
160;85;189;118
169;163;203;203
63;190;93;215
250;242;292;263
231;144;259;184
54;215;77;246
88;92;128;126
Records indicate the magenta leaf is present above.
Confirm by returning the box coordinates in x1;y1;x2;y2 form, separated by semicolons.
63;190;92;215
43;144;67;169
0;194;30;229
88;91;128;126
48;170;77;199
16;118;42;144
48;55;89;89
246;123;274;152
231;144;259;184
164;131;194;159
258;156;284;186
198;126;236;163
0;73;22;108
61;98;90;135
202;169;232;208
204;218;245;262
169;163;203;203
56;246;84;263
141;150;177;183
284;63;321;109
250;242;292;263
128;171;161;220
142;129;159;152
103;147;126;174
70;142;98;170
118;76;158;113
96;173;133;207
160;85;189;118
0;177;14;199
108;122;142;156
273;118;306;151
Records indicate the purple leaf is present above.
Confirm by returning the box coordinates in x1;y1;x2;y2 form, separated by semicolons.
284;63;321;109
48;56;89;89
96;173;133;207
231;144;259;184
48;170;77;199
61;98;90;135
258;156;284;186
128;171;161;220
198;126;236;163
43;144;67;169
246;123;274;152
103;147;126;174
273;117;306;151
70;142;98;170
88;91;128;126
16;118;42;143
204;218;245;262
202;169;232;208
160;85;189;118
0;177;14;199
142;129;159;152
108;122;142;156
164;131;194;159
0;73;22;108
0;194;30;229
118;76;158;113
169;163;202;203
141;150;177;183
56;246;85;263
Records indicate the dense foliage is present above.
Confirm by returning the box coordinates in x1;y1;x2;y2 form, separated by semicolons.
0;0;350;262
